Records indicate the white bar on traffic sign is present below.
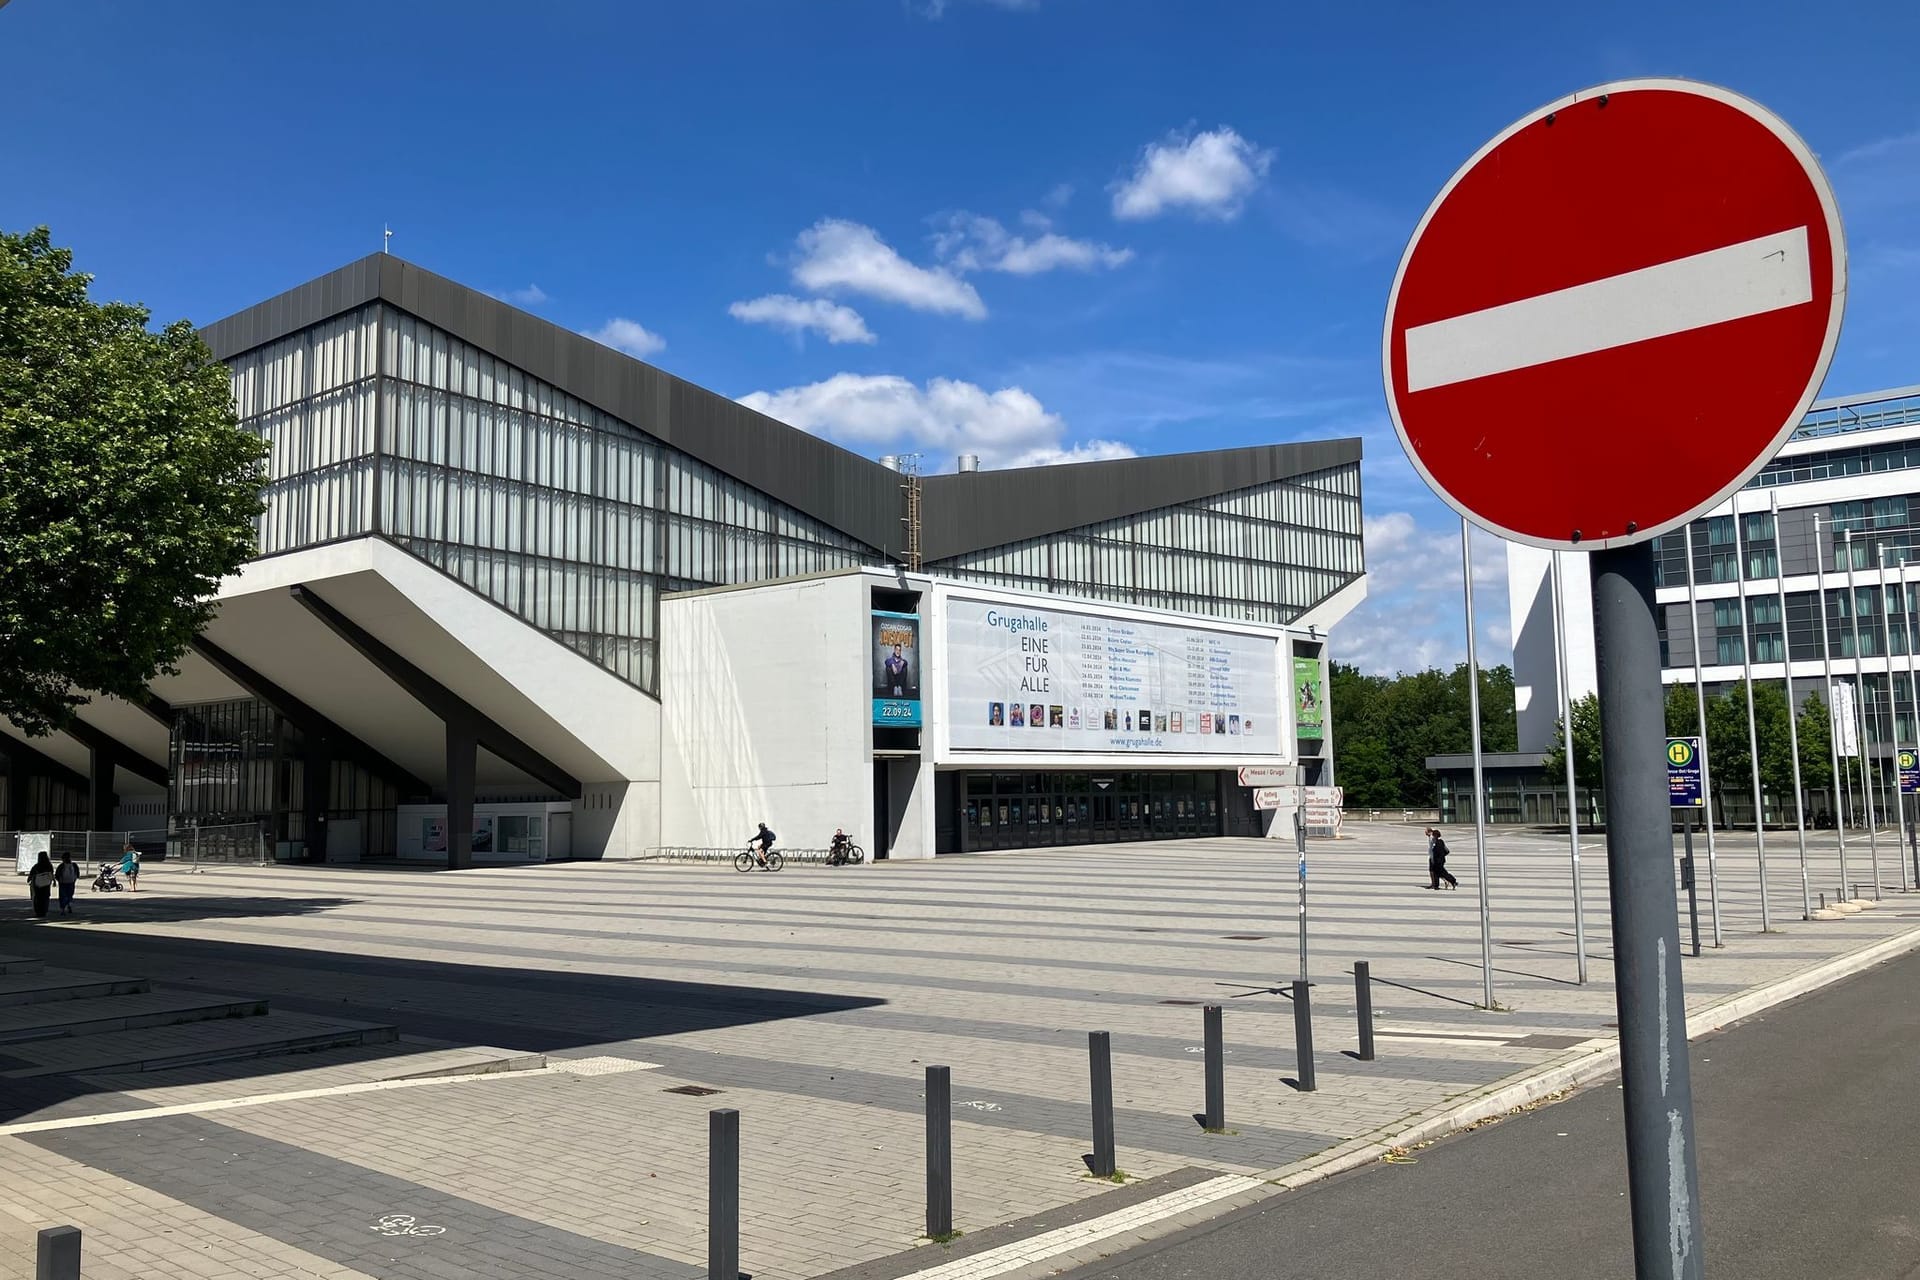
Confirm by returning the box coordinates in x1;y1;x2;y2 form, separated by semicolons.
1403;226;1813;392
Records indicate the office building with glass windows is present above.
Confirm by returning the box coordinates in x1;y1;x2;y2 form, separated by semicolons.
1488;383;1920;825
0;254;1368;862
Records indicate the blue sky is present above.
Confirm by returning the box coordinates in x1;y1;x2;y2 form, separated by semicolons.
4;0;1918;674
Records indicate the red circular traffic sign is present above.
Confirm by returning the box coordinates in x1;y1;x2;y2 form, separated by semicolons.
1383;79;1846;550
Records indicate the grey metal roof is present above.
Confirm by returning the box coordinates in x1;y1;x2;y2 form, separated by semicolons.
201;255;907;554
920;439;1362;562
202;255;1363;565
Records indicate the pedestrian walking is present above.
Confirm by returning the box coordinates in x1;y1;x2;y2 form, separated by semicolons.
1425;828;1459;890
120;842;141;891
54;852;80;915
27;852;54;919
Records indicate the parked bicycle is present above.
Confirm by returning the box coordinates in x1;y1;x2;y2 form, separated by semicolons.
826;830;865;867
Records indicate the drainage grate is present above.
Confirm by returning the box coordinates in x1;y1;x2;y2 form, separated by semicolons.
664;1084;722;1096
1159;999;1201;1006
1221;935;1269;941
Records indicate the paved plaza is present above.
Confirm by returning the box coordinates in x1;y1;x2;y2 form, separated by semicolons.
2;823;1918;1279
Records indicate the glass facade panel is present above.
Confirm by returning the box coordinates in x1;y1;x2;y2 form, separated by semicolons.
926;466;1364;625
229;306;885;693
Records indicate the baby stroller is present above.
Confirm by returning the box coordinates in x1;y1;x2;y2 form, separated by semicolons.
91;861;125;893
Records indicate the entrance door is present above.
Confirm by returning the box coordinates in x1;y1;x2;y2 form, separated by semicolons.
873;765;891;860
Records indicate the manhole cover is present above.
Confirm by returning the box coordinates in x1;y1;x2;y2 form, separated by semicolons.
664;1084;722;1096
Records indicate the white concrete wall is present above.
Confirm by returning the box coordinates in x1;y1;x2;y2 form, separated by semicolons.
1508;544;1595;754
661;575;878;854
576;781;658;861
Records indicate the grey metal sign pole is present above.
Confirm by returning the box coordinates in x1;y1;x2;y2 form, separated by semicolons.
1461;517;1495;1010
1682;530;1726;946
1593;541;1705;1280
1550;553;1590;983
1815;516;1851;889
1770;491;1811;918
1731;509;1773;929
1295;807;1308;984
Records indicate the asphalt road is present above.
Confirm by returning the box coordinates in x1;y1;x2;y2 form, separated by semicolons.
1068;940;1920;1280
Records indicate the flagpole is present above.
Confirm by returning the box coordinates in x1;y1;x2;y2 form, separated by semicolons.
1683;523;1725;947
1770;492;1812;919
1732;507;1773;929
1551;553;1589;983
1815;515;1850;892
1846;528;1882;896
1878;551;1911;890
1461;517;1495;1009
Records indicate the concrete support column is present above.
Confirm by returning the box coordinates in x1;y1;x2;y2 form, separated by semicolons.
4;765;26;831
446;725;476;871
86;745;115;833
303;734;333;863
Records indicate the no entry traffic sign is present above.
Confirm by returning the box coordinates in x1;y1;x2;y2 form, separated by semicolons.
1383;79;1847;550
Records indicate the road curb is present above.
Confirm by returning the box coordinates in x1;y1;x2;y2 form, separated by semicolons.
960;915;1920;1280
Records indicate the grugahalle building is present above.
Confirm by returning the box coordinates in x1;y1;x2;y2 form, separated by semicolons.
0;255;1368;863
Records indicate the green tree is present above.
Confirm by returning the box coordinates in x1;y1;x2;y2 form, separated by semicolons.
1666;683;1700;738
1329;660;1518;808
1543;692;1604;821
1796;692;1834;798
0;227;265;735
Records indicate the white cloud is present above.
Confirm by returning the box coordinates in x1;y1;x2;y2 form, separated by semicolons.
790;219;985;319
1331;512;1512;674
933;213;1133;276
584;317;665;359
728;294;877;345
1041;182;1075;211
911;0;1038;16
1111;126;1273;221
490;284;549;307
737;372;1134;470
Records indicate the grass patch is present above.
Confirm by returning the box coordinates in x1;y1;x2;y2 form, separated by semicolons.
1084;1168;1131;1184
925;1230;963;1246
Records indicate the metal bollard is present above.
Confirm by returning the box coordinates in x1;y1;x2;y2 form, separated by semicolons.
926;1066;953;1238
1354;963;1375;1061
1202;1006;1225;1130
1089;1031;1116;1177
708;1109;739;1280
1292;979;1317;1091
37;1226;80;1280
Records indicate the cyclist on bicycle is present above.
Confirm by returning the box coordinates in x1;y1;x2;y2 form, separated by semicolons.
829;827;851;866
749;822;776;867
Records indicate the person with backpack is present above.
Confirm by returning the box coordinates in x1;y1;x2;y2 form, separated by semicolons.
1425;828;1459;890
26;852;54;919
748;822;776;868
54;852;80;915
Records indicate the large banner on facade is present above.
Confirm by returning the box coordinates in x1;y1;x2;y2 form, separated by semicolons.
945;599;1282;755
872;611;923;726
1292;657;1324;735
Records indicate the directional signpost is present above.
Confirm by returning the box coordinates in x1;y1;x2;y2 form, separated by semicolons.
1385;79;1846;1280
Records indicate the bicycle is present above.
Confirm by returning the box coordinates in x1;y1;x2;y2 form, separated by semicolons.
735;845;784;873
826;841;865;867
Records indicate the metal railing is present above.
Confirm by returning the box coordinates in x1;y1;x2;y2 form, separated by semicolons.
1344;808;1441;825
638;846;843;865
2;824;269;872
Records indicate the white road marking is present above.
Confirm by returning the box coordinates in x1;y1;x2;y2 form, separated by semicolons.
894;1174;1265;1280
0;1063;565;1137
1403;226;1811;392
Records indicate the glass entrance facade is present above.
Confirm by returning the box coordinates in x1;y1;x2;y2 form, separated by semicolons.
956;771;1223;851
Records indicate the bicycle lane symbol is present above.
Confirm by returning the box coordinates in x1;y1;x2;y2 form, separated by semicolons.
372;1214;446;1238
